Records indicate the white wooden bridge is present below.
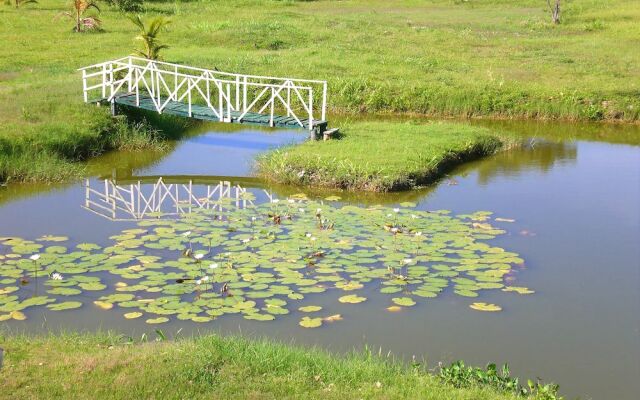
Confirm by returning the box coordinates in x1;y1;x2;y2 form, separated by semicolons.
79;56;329;134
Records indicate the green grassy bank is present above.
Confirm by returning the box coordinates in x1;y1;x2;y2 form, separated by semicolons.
0;332;559;400
1;0;639;182
257;121;511;191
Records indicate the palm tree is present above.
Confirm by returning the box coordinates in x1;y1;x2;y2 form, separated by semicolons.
58;0;101;32
129;15;172;60
13;0;38;8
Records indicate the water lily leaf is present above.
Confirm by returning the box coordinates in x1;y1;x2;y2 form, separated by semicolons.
338;295;366;304
146;317;169;324
79;282;106;291
124;312;143;319
469;302;502;312
47;287;82;296
10;310;27;320
386;306;403;312
244;313;275;321
38;235;69;242
47;301;83;311
299;316;322;328
298;305;322;313
502;286;535;295
93;301;114;310
391;297;416;307
322;314;342;322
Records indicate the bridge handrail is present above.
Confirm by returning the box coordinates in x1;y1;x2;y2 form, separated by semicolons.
78;56;327;85
79;56;328;128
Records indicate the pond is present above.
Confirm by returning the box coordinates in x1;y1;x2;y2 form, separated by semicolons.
1;121;639;400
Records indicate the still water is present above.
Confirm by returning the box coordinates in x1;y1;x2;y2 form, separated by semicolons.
0;122;638;400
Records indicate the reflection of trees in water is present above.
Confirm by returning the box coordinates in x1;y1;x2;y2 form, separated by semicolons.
473;141;577;185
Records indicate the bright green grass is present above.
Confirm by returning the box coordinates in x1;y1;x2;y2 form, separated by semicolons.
257;121;510;191
1;0;638;182
0;332;527;400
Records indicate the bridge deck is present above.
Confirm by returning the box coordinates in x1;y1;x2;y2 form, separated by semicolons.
110;94;327;132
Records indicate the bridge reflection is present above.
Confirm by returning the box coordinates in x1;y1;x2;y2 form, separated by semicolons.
84;176;271;221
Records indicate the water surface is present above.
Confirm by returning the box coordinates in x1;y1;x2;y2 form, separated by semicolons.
1;122;638;400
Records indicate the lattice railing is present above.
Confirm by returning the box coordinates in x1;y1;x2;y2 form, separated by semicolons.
79;56;328;130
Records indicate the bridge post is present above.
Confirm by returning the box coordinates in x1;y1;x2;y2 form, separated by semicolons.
308;89;313;130
235;76;240;111
322;82;327;122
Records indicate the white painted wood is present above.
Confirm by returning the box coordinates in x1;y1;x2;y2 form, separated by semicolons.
80;57;328;130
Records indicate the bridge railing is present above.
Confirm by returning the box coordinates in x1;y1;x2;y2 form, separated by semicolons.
79;56;328;130
83;177;269;220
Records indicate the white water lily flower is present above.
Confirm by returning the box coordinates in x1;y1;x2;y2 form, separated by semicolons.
209;263;219;270
391;227;399;233
242;238;250;244
415;231;423;237
310;237;317;241
182;231;191;237
316;208;322;214
306;233;312;238
403;258;413;264
272;199;280;204
299;208;305;213
288;199;295;204
297;170;305;178
194;253;204;260
393;208;400;213
29;254;41;261
251;216;257;222
196;279;202;285
51;272;63;280
202;276;209;282
411;214;418;219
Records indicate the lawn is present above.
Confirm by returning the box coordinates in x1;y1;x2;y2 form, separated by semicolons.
257;121;511;191
0;332;553;400
0;0;639;182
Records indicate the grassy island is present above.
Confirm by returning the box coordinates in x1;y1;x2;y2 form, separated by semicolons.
257;121;511;191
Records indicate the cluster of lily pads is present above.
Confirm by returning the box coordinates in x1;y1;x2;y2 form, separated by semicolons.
0;195;533;328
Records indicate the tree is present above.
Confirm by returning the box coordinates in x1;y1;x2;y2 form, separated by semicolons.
12;0;38;8
129;15;171;60
547;0;561;24
57;0;101;32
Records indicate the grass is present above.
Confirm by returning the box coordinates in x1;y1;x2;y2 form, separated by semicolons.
1;0;639;182
0;332;546;400
257;121;511;191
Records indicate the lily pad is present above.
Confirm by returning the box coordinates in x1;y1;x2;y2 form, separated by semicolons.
299;316;323;328
338;295;367;304
47;301;83;311
469;302;502;312
391;297;416;307
298;305;322;313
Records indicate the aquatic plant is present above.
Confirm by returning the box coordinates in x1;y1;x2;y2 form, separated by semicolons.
438;360;562;399
0;197;532;325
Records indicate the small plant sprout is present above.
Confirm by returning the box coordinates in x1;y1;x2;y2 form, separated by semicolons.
57;0;102;33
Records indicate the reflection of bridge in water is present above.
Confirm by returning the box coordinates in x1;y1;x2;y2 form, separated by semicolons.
84;176;272;221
